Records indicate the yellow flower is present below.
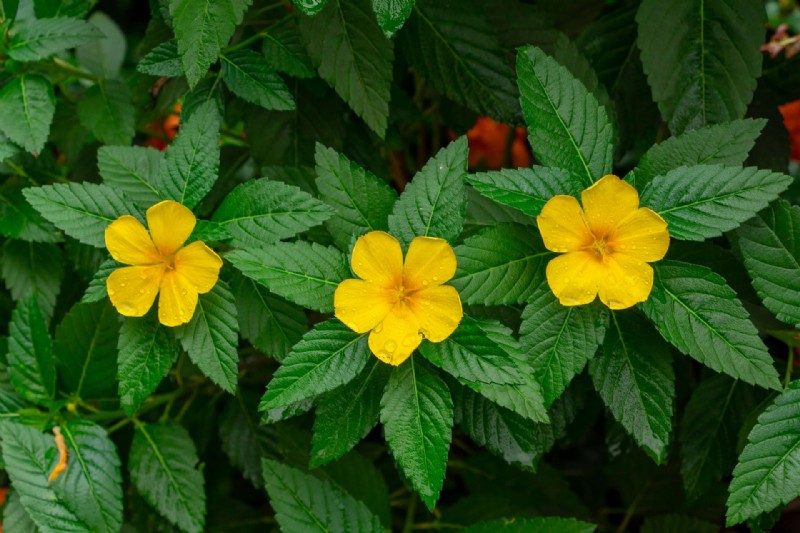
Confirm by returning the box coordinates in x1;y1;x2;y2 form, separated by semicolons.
104;200;223;327
537;174;670;310
334;231;464;366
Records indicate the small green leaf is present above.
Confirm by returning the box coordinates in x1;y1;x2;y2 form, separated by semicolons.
8;17;103;61
589;312;675;463
76;12;126;78
54;300;119;399
1;240;64;321
371;0;414;37
129;422;206;533
227;241;349;313
212;178;332;248
311;358;392;466
23;182;133;248
221;50;295;110
641;260;781;391
517;44;614;186
726;380;800;525
300;0;393;137
315;143;396;250
640;165;791;241
262;19;315;78
7;295;55;405
117;314;180;415
82;257;118;303
0;75;56;155
97;146;163;207
262;458;383;532
380;356;453;509
388;137;467;247
467;166;583;219
735;200;800;328
169;0;252;87
259;319;370;413
175;281;239;393
519;285;608;407
451;224;550;306
137;40;183;78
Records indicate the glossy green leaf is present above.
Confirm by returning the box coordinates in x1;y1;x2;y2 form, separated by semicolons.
97;145;163;207
137;39;183;77
262;19;315;78
220;49;295;110
0;75;55;155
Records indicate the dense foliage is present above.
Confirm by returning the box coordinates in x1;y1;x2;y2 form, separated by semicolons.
2;0;800;531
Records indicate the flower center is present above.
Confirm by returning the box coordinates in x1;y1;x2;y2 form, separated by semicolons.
161;254;177;271
588;237;611;259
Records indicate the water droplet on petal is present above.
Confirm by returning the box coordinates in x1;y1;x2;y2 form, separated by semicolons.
422;280;429;286
432;276;439;282
385;340;397;353
374;322;384;333
108;288;116;296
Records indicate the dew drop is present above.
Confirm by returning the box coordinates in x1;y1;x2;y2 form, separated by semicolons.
138;289;145;295
108;288;116;296
432;276;439;282
422;280;429;286
118;303;135;314
374;322;384;333
385;340;397;353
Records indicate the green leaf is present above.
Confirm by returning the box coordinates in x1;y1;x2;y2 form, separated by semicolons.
519;284;608;407
175;280;239;393
0;75;56;155
640;165;791;241
2;490;38;533
8;295;55;405
231;273;307;362
371;0;414;37
117;314;180;415
8;17;103;61
81;257;117;303
641;260;781;391
155;99;220;209
637;0;764;134
726;380;800;525
315;143;396;250
517;44;614;186
261;458;383;532
262;19;315;78
451;224;550;306
0;421;89;532
169;0;252;87
221;50;295;110
34;0;96;19
76;12;126;78
259;319;370;413
23;182;133;247
735;200;800;328
54;300;119;399
0;183;60;243
137;39;183;77
97;146;163;208
227;241;349;313
219;393;273;487
680;375;759;501
388;137;467;246
300;0;393;137
55;420;123;533
314;451;391;527
589;312;675;463
211;178;332;248
631;119;766;190
398;0;519;122
466;166;583;219
380;356;453;509
1;240;64;321
293;0;327;16
129;422;206;533
420;316;520;385
464;517;597;533
311;358;392;466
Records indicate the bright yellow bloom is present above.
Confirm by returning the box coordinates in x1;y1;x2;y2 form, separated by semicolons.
104;200;222;327
334;231;463;366
537;174;670;310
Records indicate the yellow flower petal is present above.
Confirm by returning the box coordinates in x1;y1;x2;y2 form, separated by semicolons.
610;207;670;263
334;279;393;333
107;264;164;317
368;305;422;366
581;175;640;236
403;236;457;291
597;254;654;310
158;270;198;327
350;231;403;287
174;241;222;294
545;251;601;306
105;215;160;265
537;195;592;253
146;200;196;257
409;285;463;342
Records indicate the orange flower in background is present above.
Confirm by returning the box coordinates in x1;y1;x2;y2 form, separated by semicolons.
780;99;800;161
464;116;531;169
144;103;181;151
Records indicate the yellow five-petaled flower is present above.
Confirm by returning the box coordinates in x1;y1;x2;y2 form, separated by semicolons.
537;174;670;310
104;200;223;327
334;231;464;366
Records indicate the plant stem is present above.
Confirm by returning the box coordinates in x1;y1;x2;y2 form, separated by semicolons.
402;494;418;533
785;345;795;388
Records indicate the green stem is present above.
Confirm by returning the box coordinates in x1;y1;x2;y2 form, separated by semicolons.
402;493;418;533
785;345;795;388
224;32;268;53
50;57;101;83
